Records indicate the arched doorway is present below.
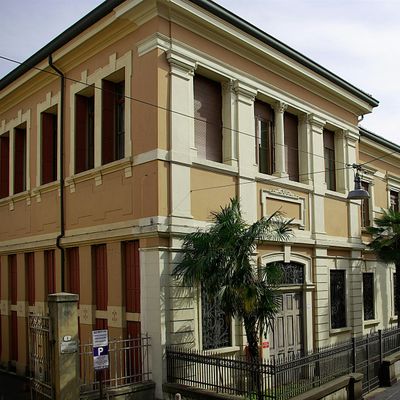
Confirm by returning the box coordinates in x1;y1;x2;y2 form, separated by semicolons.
268;261;305;361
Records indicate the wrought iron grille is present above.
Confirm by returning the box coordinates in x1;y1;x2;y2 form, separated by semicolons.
330;270;346;329
278;262;304;285
363;273;375;321
201;290;231;350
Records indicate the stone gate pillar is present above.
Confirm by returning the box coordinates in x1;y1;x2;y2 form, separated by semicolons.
48;293;79;400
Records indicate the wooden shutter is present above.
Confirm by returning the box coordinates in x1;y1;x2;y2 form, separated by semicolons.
95;318;108;330
45;250;55;295
67;247;80;297
323;129;336;191
0;135;9;198
94;245;108;311
361;181;370;227
41;112;57;184
10;311;18;361
284;112;299;182
124;241;140;313
9;255;17;305
194;75;222;162
102;80;116;165
75;95;88;174
14;127;26;194
26;252;35;306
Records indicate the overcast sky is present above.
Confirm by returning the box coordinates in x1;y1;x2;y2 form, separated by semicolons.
0;0;398;144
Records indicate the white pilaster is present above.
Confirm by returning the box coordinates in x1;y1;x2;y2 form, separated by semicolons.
349;250;363;336
298;114;313;186
222;81;237;167
272;102;288;178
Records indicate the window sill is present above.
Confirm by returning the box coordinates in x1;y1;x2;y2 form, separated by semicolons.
0;190;31;209
203;345;240;355
192;158;238;175
364;319;380;327
325;190;347;200
330;327;352;335
255;173;313;192
390;316;398;324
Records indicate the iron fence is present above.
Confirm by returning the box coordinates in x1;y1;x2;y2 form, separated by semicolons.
80;334;151;396
166;326;400;399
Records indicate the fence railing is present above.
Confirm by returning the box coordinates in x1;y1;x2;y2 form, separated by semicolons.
80;334;151;395
167;326;400;399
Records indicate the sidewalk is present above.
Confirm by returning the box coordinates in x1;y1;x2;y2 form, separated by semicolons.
0;371;30;400
365;380;400;400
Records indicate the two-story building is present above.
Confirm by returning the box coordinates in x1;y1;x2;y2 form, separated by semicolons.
0;0;398;397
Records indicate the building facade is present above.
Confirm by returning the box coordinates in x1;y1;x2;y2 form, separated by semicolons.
0;0;397;397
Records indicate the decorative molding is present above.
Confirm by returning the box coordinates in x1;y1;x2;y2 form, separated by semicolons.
137;32;170;57
233;80;257;102
273;101;288;114
307;114;326;130
261;188;306;230
166;49;196;79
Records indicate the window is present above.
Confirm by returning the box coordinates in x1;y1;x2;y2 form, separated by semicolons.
75;91;94;173
102;79;125;165
8;255;17;306
363;273;375;321
10;311;18;362
277;262;304;284
67;247;80;297
14;126;26;194
255;100;274;175
93;244;108;311
361;181;371;227
44;250;55;296
41;110;57;184
390;190;399;212
25;252;35;306
201;289;231;350
394;273;398;316
284;112;299;182
330;270;346;329
324;129;336;191
95;318;108;330
0;133;9;198
123;241;140;313
194;75;222;163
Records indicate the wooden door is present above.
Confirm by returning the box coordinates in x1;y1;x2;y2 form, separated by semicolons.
269;292;303;361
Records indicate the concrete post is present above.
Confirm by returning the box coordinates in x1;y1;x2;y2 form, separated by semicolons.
48;293;79;400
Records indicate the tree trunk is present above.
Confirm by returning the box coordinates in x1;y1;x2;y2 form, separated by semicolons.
243;315;263;400
396;263;400;328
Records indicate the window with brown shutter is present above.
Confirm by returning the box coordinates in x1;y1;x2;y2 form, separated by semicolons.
95;318;108;330
284;112;299;182
41;111;57;185
194;75;222;163
14;126;26;194
10;311;18;362
254;100;274;175
102;79;125;165
124;241;140;313
9;255;17;306
361;181;370;227
75;93;94;173
323;129;336;191
25;252;35;306
390;190;399;212
0;133;9;198
44;250;56;296
67;247;80;298
93;244;108;311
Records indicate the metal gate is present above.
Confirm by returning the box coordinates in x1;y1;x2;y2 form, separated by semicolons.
29;315;53;399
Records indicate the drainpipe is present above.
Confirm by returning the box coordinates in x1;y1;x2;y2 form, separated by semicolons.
48;55;65;292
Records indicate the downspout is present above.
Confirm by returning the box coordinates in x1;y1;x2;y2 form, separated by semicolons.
48;55;65;292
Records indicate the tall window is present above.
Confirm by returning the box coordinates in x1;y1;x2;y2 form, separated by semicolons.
330;270;346;329
284;112;299;182
14;126;26;194
0;133;9;198
123;241;140;313
93;244;108;311
25;252;35;306
8;255;17;306
363;273;375;321
102;79;125;165
10;311;18;363
41;110;57;184
324;129;336;191
194;75;222;163
44;250;55;296
201;289;231;350
361;181;370;227
254;100;274;175
67;247;80;297
75;92;95;173
390;190;399;212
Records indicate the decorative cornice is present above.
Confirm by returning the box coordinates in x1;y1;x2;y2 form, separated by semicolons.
272;101;288;114
137;32;171;57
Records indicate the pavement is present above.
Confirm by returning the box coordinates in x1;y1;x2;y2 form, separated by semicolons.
0;371;30;400
364;380;400;400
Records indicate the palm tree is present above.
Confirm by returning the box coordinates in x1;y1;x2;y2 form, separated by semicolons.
173;198;292;395
367;208;400;327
